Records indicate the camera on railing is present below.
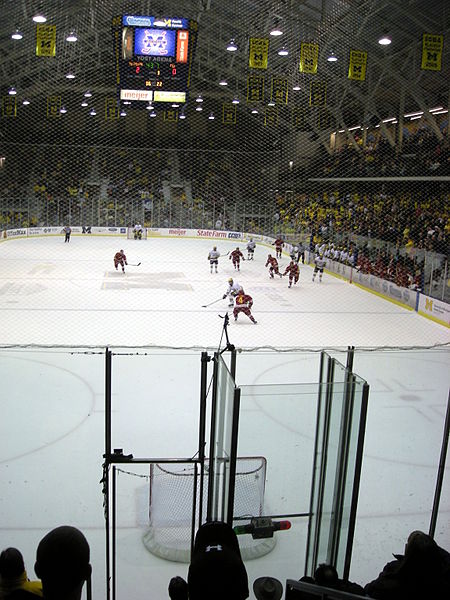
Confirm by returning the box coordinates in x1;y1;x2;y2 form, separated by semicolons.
234;516;291;539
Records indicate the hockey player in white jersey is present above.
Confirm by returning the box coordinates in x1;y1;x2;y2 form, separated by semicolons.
133;223;144;240
207;246;221;273
312;254;326;282
223;277;243;307
246;238;256;260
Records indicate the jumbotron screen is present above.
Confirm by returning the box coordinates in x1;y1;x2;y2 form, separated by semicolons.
113;15;198;104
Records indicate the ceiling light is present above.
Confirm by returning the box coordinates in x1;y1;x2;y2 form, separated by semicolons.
251;108;259;114
65;72;75;79
8;87;17;95
150;111;157;117
208;112;215;120
404;111;423;118
146;103;154;110
227;39;238;52
120;110;127;117
278;46;288;56
268;100;275;107
327;52;338;62
432;109;448;115
429;106;444;112
89;108;96;116
66;31;77;42
33;13;47;23
195;95;203;103
378;33;391;45
123;101;131;105
11;28;23;40
292;84;301;91
232;96;240;104
270;22;283;36
22;99;30;105
179;113;186;120
153;17;166;27
196;106;203;112
219;77;228;86
84;90;92;98
60;106;67;114
81;100;88;107
171;103;180;108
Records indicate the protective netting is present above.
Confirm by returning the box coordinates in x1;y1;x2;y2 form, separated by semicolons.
0;0;448;348
143;458;276;562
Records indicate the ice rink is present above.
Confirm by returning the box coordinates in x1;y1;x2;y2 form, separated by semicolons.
0;234;449;600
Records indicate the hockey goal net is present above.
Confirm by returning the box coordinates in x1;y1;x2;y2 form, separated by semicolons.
143;457;276;562
127;226;147;239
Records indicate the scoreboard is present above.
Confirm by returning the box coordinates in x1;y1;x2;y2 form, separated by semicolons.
113;15;198;104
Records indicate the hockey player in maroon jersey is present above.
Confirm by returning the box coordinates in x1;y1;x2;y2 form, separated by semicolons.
283;260;300;288
265;254;283;279
233;288;257;324
229;247;245;271
272;237;285;258
114;249;128;273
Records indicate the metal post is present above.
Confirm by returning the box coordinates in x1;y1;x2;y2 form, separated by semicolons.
104;348;112;600
226;387;241;525
429;389;450;538
112;466;117;600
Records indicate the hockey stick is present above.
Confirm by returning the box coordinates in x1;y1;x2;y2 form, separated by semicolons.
202;297;223;308
128;262;141;266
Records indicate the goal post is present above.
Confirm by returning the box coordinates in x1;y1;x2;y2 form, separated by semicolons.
127;226;147;239
142;457;276;562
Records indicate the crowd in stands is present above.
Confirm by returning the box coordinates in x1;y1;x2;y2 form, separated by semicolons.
1;523;449;599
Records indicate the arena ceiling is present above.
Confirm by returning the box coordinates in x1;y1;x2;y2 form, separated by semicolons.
0;0;448;142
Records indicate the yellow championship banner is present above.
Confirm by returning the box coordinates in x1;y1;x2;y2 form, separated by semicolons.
36;24;56;57
105;98;119;120
222;103;236;125
292;107;307;130
249;38;269;69
310;81;327;106
264;106;278;127
316;108;333;130
421;34;444;71
47;96;61;117
299;43;319;74
164;107;179;122
271;78;288;104
246;75;265;103
348;50;367;81
2;96;17;118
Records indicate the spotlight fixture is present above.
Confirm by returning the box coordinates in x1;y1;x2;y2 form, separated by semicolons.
232;96;240;104
208;112;215;120
66;31;77;42
65;72;76;79
171;103;180;108
251;108;259;114
278;46;288;56
11;28;23;40
292;84;301;91
22;99;30;105
378;32;391;45
179;112;186;120
89;108;96;116
195;95;203;103
146;102;154;110
84;90;92;97
226;38;238;52
33;13;47;23
60;106;67;114
195;106;203;112
219;77;228;86
270;21;283;36
8;87;17;95
120;109;127;117
150;111;157;117
327;51;338;62
81;100;88;107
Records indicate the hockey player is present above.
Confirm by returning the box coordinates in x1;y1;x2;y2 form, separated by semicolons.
114;249;128;273
246;238;256;260
265;254;283;279
63;225;71;243
312;253;326;282
133;223;143;240
207;246;221;273
272;237;285;259
283;260;300;288
223;277;242;307
233;288;257;324
229;247;245;271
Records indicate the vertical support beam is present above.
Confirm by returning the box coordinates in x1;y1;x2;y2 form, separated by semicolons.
429;389;450;538
104;347;112;600
226;387;241;525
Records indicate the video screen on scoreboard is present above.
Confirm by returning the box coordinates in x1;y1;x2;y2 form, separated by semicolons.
134;28;176;57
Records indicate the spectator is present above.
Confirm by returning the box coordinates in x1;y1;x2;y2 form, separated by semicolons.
364;530;450;599
253;576;283;599
0;548;42;598
34;526;91;600
168;576;188;600
188;521;249;600
313;563;364;595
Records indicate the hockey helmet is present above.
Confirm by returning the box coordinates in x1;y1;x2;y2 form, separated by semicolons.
120;249;124;253
228;277;233;283
213;246;217;250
